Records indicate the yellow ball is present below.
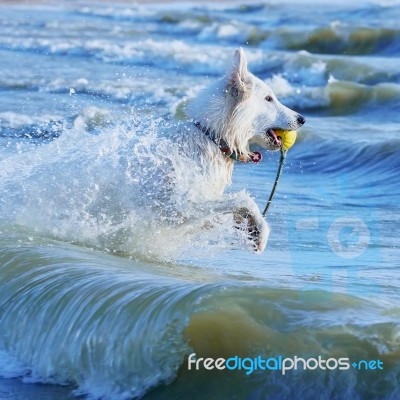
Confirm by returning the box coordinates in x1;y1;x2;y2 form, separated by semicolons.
275;129;297;151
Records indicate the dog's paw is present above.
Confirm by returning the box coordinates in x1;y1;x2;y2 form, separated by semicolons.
248;216;269;253
235;208;270;253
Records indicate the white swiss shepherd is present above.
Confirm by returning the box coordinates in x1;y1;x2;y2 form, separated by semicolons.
171;48;305;253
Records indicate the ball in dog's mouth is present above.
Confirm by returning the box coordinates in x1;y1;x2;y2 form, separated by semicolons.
266;129;298;151
274;129;297;151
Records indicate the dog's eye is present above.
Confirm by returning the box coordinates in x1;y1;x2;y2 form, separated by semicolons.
265;95;273;102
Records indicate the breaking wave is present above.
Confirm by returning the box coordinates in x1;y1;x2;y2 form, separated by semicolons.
0;241;399;399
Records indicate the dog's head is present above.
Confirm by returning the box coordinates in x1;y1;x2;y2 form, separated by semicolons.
188;48;305;157
227;48;305;152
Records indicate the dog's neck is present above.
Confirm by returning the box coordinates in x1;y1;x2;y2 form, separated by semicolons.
194;121;248;162
193;121;261;164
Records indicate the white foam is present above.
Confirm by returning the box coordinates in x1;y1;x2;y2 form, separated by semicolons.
0;350;30;379
264;74;329;109
0;113;253;261
0;112;62;128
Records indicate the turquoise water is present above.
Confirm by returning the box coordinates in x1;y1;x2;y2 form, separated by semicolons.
0;1;399;399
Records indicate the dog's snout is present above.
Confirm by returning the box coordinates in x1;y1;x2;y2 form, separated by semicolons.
297;114;306;126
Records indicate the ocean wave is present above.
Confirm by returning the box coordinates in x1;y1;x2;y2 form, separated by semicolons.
0;243;195;399
0;107;116;139
278;25;400;55
274;51;400;86
72;4;400;57
0;76;197;119
3;2;400;59
265;74;400;117
193;21;400;57
1;47;398;121
2;29;400;90
0;112;64;140
0;36;233;75
288;127;400;193
0;241;398;399
327;80;400;115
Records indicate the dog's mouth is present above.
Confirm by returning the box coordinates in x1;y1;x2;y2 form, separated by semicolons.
266;129;282;147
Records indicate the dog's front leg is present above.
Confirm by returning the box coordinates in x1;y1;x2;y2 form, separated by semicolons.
190;194;270;252
233;198;269;253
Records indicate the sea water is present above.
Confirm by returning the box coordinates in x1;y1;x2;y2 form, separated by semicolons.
0;1;399;399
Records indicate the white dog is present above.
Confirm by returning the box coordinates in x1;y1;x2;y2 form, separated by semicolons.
150;48;305;253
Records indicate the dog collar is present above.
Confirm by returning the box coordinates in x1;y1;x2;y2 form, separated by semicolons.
194;121;261;163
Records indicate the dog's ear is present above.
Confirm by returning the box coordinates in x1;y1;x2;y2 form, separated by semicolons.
228;48;251;95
